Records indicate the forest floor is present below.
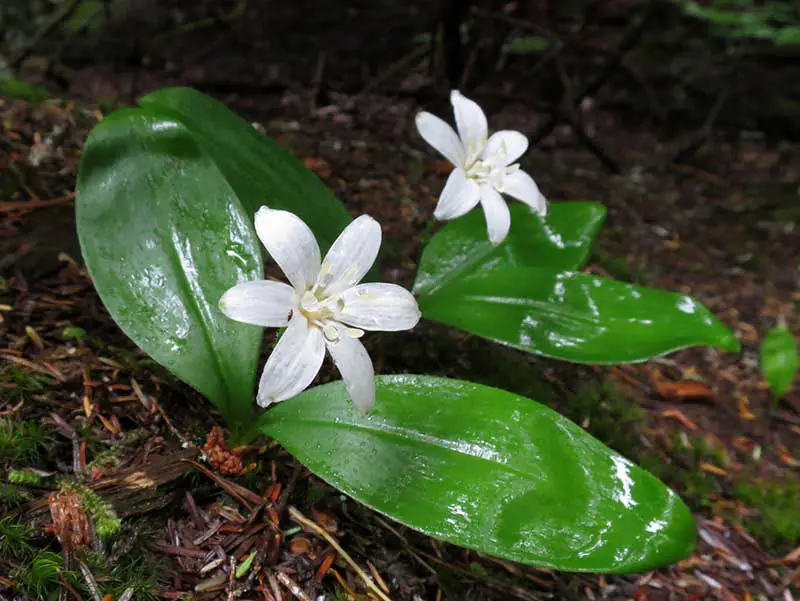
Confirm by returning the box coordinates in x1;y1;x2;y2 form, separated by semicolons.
1;1;799;600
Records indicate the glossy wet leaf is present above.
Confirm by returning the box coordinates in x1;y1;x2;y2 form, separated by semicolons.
760;325;798;399
138;87;352;252
414;202;605;296
259;375;696;572
76;109;263;431
419;266;740;363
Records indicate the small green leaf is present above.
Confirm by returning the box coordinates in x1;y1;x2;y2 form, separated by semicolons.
7;470;42;485
418;266;740;363
0;77;49;103
505;34;550;55
76;109;263;432
235;550;257;578
61;327;87;341
414;202;606;296
760;325;798;399
259;375;696;573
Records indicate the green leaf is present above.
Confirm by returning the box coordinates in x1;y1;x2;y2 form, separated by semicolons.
235;550;257;578
76;108;264;432
760;325;798;399
418;267;740;363
505;34;550;55
260;375;696;573
138;87;352;253
0;76;49;103
414;202;606;296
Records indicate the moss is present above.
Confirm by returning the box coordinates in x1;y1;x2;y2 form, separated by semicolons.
656;462;720;511
0;418;49;463
639;433;724;512
60;481;122;540
0;517;35;560
554;379;646;459
11;550;83;601
4;365;53;393
85;447;122;473
0;482;33;507
8;469;42;485
321;585;353;601
589;246;650;283
690;433;730;468
734;477;800;553
0;77;50;103
82;544;164;601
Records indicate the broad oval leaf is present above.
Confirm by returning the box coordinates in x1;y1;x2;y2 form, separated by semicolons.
260;375;696;573
76;109;264;431
419;266;740;363
138;87;352;252
760;325;798;399
414;202;606;296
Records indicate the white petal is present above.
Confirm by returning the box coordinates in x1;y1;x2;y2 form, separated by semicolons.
433;168;481;220
318;215;381;297
325;334;375;413
257;315;325;406
485;130;528;165
415;111;466;167
338;283;421;331
219;280;295;327
479;185;511;245
451;90;488;163
254;206;321;292
503;170;547;215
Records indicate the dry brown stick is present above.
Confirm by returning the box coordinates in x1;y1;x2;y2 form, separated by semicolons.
531;0;654;144
182;459;262;509
57;571;84;601
352;43;429;107
309;50;327;113
0;194;75;213
78;562;101;601
553;46;620;173
9;0;80;68
288;506;393;601
276;571;313;601
661;79;733;166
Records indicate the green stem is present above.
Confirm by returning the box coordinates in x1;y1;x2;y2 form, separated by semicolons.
229;417;261;447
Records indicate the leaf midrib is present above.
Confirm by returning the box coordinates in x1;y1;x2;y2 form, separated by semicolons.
138;122;235;419
267;416;537;481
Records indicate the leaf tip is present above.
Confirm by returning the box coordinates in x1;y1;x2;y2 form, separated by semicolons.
718;329;742;353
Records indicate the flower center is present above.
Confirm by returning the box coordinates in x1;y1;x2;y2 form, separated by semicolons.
298;290;362;343
466;140;519;192
467;160;519;192
299;290;338;322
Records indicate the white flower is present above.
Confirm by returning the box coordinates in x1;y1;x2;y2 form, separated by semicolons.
219;207;421;413
415;90;547;245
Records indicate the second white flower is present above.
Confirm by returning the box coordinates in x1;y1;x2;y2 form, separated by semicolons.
415;90;547;245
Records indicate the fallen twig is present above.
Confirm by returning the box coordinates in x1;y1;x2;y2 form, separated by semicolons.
289;506;393;601
531;0;654;145
276;571;312;601
9;0;80;68
0;194;75;213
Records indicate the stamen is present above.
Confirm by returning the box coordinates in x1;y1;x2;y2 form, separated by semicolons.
322;323;340;342
346;327;364;339
312;261;332;294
